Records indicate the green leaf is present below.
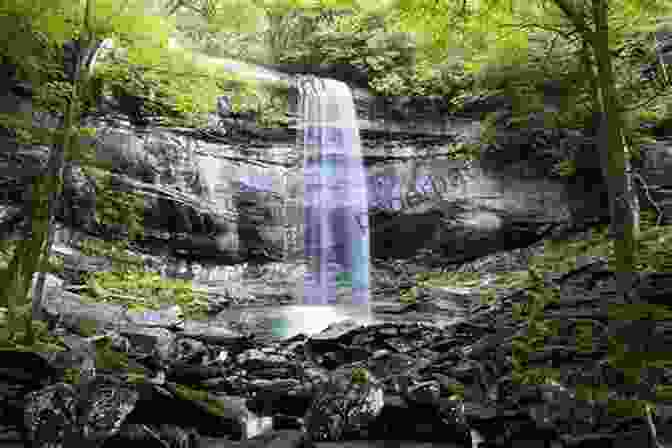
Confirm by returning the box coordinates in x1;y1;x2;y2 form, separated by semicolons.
607;399;647;418
656;385;672;402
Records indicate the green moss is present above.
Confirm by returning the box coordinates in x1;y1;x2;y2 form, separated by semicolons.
43;254;64;275
79;238;145;272
94;337;130;372
525;210;672;275
607;399;649;418
399;286;418;304
551;159;577;177
421;271;482;288
511;367;561;386
350;367;370;385
634;109;663;124
76;318;99;337
83;270;210;320
656;385;672;402
62;367;82;385
409;269;527;306
171;384;231;418
491;270;530;289
0;241;16;271
442;379;465;399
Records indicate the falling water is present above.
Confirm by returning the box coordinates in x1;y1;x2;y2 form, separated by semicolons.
295;75;372;317
206;74;376;340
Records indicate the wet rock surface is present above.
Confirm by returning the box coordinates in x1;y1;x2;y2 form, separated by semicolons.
3;251;672;448
1;264;475;448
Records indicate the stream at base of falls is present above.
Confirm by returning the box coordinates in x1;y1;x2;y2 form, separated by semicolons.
212;302;466;343
204;269;468;342
191;258;468;342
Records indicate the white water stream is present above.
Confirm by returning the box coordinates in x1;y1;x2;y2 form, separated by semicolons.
194;75;377;339
265;75;374;337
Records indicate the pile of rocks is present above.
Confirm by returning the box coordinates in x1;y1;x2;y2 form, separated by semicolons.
3;243;672;448
440;257;672;448
0;302;476;447
0;260;471;448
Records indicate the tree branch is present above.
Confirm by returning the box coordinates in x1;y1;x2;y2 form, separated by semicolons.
633;171;664;227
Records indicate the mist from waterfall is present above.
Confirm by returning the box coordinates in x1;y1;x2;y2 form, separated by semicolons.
296;75;371;317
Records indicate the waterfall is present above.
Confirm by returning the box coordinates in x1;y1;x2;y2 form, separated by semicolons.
296;75;371;314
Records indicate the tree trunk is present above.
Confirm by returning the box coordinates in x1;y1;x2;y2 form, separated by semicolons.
30;41;85;326
0;152;52;343
590;0;640;306
32;0;101;336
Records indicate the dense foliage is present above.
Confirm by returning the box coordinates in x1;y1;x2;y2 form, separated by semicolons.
169;2;473;97
92;42;280;127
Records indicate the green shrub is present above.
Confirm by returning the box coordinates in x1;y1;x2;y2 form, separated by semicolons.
0;315;66;353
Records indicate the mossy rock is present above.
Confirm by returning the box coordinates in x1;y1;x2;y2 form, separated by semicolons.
169;383;247;420
93;337;131;372
76;317;99;337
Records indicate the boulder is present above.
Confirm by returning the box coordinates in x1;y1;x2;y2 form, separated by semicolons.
160;383;273;440
303;366;384;442
178;320;245;345
0;351;59;389
366;393;470;444
120;326;177;361
199;429;310;448
103;424;199;448
124;304;185;329
53;245;113;276
30;272;64;311
23;376;139;447
173;337;210;364
44;291;126;335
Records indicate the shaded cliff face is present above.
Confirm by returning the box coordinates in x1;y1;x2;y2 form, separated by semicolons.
0;77;635;271
366;156;574;262
0;88;241;264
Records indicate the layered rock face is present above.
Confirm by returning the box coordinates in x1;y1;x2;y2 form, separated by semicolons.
8;251;672;448
4;71;672;275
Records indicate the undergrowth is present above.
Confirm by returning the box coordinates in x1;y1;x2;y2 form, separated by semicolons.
409;208;672;422
82;270;210;320
76;238;210;320
406;209;671;305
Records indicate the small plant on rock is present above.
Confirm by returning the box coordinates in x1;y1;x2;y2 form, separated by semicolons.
510;265;561;386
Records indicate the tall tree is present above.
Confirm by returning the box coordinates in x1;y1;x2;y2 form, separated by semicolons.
388;0;671;306
0;0;176;346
